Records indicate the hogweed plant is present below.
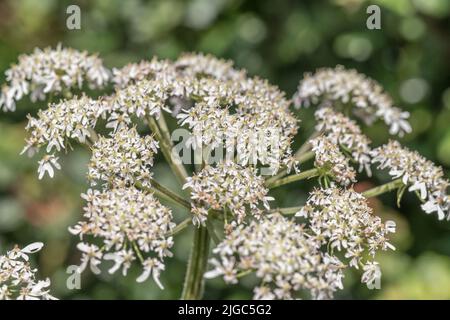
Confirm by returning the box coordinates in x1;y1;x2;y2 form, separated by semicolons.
0;46;449;300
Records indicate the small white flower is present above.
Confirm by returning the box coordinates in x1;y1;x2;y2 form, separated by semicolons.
37;155;61;179
76;243;102;275
361;261;382;288
136;258;165;289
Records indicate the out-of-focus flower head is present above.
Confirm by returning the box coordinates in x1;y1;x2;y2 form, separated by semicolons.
293;66;411;137
0;45;110;111
0;242;56;300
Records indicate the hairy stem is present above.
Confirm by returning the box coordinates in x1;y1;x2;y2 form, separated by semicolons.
137;179;191;210
169;217;192;237
362;178;404;198
265;151;315;184
267;167;320;189
181;226;210;300
147;116;188;185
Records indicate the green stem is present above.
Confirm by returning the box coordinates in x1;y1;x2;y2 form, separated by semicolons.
169;217;192;237
362;178;404;198
136;180;191;210
294;131;320;159
267;167;320;189
147;116;188;185
265;151;315;184
269;206;302;215
181;226;210;300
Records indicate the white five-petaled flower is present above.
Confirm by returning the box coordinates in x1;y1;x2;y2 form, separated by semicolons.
37;154;61;179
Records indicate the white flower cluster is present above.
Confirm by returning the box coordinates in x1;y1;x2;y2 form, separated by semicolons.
297;187;395;288
293;66;411;136
112;57;174;89
315;106;372;176
69;187;175;288
205;213;345;300
22;95;107;179
0;45;109;111
0;242;55;300
183;162;273;226
310;135;356;186
111;53;298;173
88;126;158;188
371;140;450;220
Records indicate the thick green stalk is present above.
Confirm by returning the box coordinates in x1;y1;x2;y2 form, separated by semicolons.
265;151;315;185
267;167;320;189
147;116;188;185
169;217;192;237
362;178;404;198
181;226;210;300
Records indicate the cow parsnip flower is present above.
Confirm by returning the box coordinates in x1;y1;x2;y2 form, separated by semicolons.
0;242;56;300
296;187;396;285
112;57;175;89
0;45;109;111
88;126;158;188
315;106;372;176
69;187;175;288
310;135;357;186
183;161;273;226
205;213;345;300
293;66;411;136
371;140;450;220
22;95;107;179
112;53;298;173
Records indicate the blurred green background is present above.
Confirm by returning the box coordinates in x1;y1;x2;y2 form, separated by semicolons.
0;0;449;299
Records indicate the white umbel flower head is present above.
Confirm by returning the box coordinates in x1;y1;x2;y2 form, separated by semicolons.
111;53;298;173
88;126;159;188
293;66;411;136
296;187;396;285
22;95;107;178
0;243;56;300
0;45;109;111
205;213;345;300
183;161;273;226
69;187;176;287
310;135;357;186
371;140;450;220
315;106;372;176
